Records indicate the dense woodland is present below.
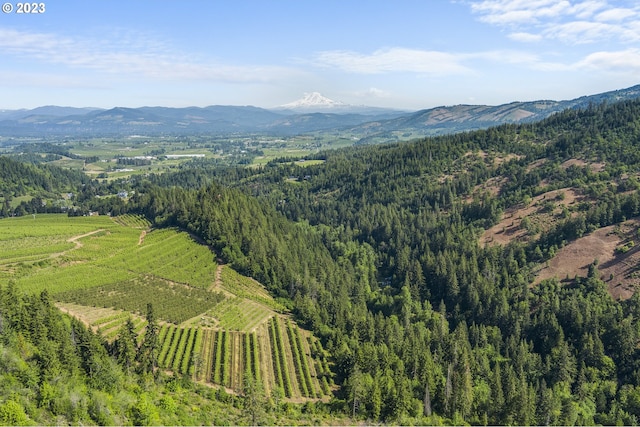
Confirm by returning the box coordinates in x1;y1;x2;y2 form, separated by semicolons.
4;99;640;424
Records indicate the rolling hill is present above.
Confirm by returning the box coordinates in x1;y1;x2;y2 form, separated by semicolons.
6;92;640;425
1;84;639;138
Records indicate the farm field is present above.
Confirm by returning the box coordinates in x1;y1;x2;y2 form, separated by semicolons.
1;213;330;400
9;135;334;181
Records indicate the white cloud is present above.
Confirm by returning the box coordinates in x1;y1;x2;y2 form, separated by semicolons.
465;49;541;66
471;0;574;25
464;49;577;72
571;1;609;19
543;20;623;43
313;47;557;77
508;32;544;42
0;28;299;83
469;0;640;44
313;48;471;75
0;70;107;88
354;87;392;99
577;48;640;71
595;7;636;21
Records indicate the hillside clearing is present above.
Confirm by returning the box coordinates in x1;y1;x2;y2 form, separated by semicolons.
534;219;640;300
481;187;584;247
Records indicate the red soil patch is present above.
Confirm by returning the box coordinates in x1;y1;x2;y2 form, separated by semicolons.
463;150;522;166
481;188;584;247
526;158;547;172
493;153;522;166
465;176;508;204
561;158;605;172
533;220;640;300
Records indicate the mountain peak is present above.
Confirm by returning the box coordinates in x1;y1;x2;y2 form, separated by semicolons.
278;92;346;110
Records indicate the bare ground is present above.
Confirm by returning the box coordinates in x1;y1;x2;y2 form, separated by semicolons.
561;158;605;172
480;184;640;300
533;220;640;300
66;229;106;249
198;329;214;382
229;331;243;392
526;158;547;172
481;187;584;247
55;302;145;337
256;322;275;395
277;318;302;399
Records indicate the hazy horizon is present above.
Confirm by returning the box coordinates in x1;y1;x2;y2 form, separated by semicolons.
1;1;639;110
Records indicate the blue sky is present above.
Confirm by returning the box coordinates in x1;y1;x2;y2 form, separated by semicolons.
1;0;639;110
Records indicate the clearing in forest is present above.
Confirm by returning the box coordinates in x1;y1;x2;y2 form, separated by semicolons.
481;187;584;247
534;219;640;300
4;213;331;401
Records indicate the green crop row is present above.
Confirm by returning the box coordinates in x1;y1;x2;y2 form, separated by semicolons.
287;321;315;398
250;333;261;384
128;229;216;288
269;319;285;394
0;238;74;264
222;331;231;387
190;329;203;377
270;317;292;397
55;275;225;324
96;316;129;334
0;214;116;240
171;322;330;399
309;338;332;394
157;324;170;348
220;266;286;312
93;311;131;327
157;326;200;375
287;321;308;397
209;296;274;332
72;229;141;263
112;214;150;229
198;329;214;382
212;330;224;384
172;328;191;373
220;267;270;300
19;264;134;296
158;326;177;367
244;333;251;379
165;328;184;370
182;329;196;373
133;319;147;345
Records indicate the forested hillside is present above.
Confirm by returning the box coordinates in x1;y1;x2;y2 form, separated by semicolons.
4;99;640;425
124;99;640;424
0;156;89;217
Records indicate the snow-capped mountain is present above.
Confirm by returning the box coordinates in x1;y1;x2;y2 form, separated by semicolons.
276;92;346;111
274;92;404;115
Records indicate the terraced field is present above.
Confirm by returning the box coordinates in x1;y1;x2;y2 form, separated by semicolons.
2;214;331;400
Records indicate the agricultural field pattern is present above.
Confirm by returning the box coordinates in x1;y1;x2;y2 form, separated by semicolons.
0;213;332;400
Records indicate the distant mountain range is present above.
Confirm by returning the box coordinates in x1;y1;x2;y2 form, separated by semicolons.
0;106;101;121
1;85;639;139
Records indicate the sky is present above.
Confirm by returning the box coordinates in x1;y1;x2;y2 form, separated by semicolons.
0;0;639;111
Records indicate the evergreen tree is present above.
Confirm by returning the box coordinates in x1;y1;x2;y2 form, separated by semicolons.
138;303;159;375
114;317;138;373
243;372;267;425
